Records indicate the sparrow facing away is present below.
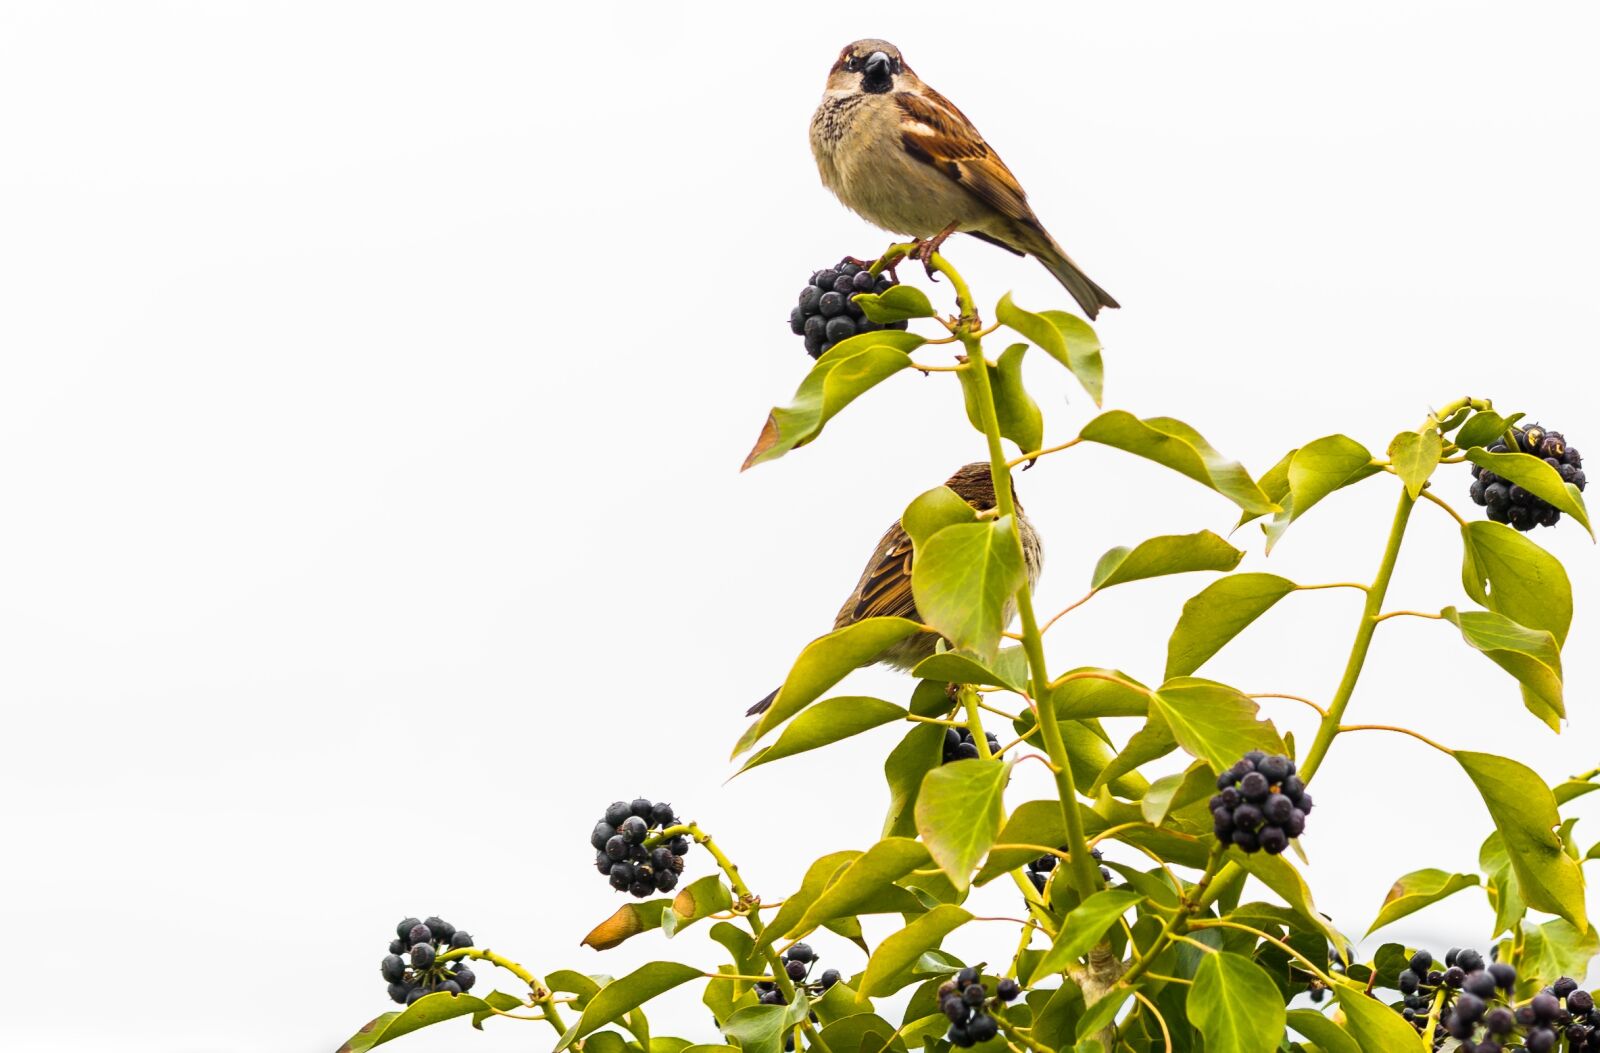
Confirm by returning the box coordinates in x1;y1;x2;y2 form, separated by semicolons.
748;462;1043;715
810;39;1119;320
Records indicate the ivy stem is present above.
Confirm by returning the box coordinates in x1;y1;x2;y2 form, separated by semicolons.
1298;486;1417;784
1194;485;1420;917
1420;985;1448;1047
933;250;1099;900
1120;843;1226;986
1338;723;1455;756
435;947;568;1033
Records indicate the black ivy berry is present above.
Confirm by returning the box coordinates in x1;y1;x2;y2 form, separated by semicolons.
819;969;841;990
939;969;1009;1048
1024;846;1111;892
381;915;475;1003
589;798;692;898
789;259;909;359
1468;424;1585;531
1211;752;1309;854
943;726;1003;763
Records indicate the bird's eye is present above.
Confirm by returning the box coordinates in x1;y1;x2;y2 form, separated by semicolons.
845;57;859;72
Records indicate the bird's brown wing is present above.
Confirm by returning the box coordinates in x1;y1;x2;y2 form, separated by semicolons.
895;88;1042;231
836;522;918;628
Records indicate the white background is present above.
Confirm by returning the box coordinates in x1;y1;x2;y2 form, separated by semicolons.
3;3;1598;1050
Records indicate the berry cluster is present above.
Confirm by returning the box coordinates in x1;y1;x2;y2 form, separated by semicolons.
590;799;688;898
1393;947;1599;1051
1469;424;1586;531
788;259;909;359
752;943;840;1006
381;916;476;1005
1024;846;1109;893
943;726;1002;763
1210;751;1310;855
939;967;1020;1048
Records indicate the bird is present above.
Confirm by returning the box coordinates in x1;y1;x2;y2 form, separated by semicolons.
809;39;1119;320
748;462;1043;715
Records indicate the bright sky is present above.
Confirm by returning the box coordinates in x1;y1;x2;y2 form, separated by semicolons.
3;3;1598;1050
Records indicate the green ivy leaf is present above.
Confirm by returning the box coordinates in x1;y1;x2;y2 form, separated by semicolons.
1457;751;1587;930
709;923;763;990
853;284;936;322
1149;678;1285;774
1189;951;1286;1053
902;485;981;551
1522;916;1600;986
1240;450;1295;528
995;293;1103;405
786;838;931;936
1264;435;1380;551
1365;869;1480;936
557;963;704;1049
738;697;907;774
1465;448;1593;536
1440;606;1564;729
582;899;674;951
914;757;1010;891
1053;668;1151;718
1089;530;1244;590
1480;832;1528;937
742;331;924;469
1455;410;1525;450
912;647;1029;693
882;722;947;838
471;991;533;1030
1285;1008;1363;1053
857;905;973;998
1164;573;1297;679
662;876;733;938
1461;521;1572;646
1075;989;1132;1043
961;343;1044;454
721;998;811;1053
1029;889;1142;982
1388;430;1443;499
741;617;925;750
1236;853;1351;951
1040;309;1105;407
911;517;1025;663
974;800;1068;885
764;852;860;950
818;1012;905;1053
1333;980;1426;1051
338;993;508;1052
1091;707;1176;792
1079;411;1277;514
1141;762;1217;826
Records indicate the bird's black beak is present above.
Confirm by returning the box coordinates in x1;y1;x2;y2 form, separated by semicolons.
862;51;893;94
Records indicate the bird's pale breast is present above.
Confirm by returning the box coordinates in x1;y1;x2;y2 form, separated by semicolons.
811;93;986;239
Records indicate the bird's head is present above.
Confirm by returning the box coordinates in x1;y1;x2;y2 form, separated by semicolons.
828;39;913;96
945;462;1020;513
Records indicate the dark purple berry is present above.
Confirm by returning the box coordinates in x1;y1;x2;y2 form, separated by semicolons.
381;954;406;983
410;942;435;969
604;801;632;827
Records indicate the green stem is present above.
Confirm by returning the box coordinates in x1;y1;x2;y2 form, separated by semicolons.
663;824;836;1052
1120;843;1226;987
927;250;1098;900
1299;486;1416;783
1197;484;1419;914
436;947;568;1033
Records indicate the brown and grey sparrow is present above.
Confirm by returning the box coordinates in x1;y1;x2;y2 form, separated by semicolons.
748;462;1043;715
810;39;1119;320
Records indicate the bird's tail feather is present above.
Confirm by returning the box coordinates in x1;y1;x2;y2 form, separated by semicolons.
746;687;778;717
1038;248;1119;321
